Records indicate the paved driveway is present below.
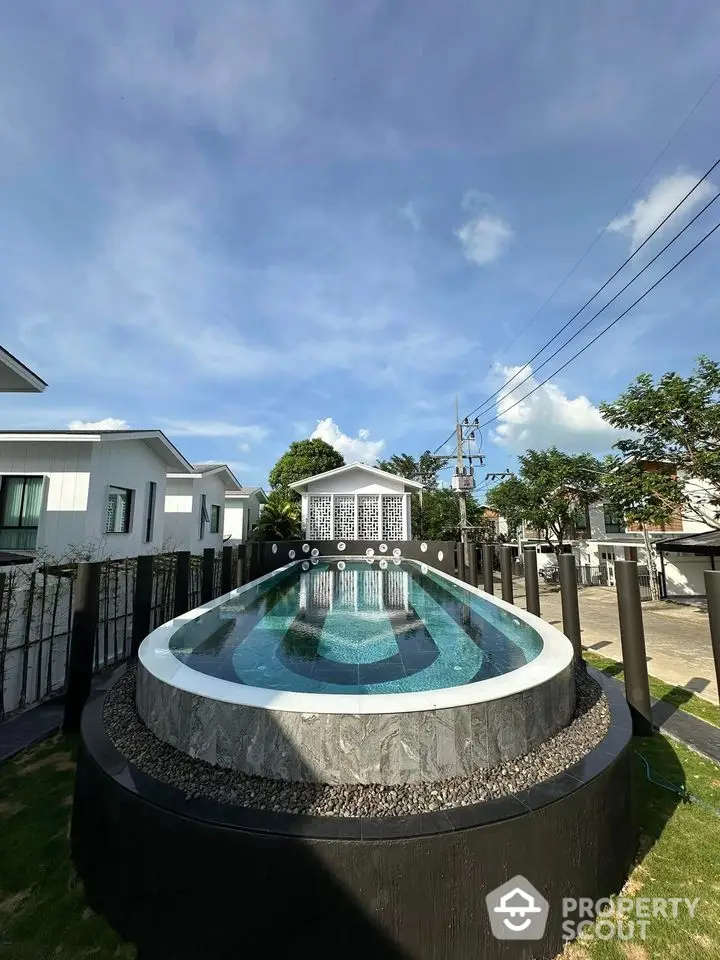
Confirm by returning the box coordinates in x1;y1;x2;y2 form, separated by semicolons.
507;578;719;705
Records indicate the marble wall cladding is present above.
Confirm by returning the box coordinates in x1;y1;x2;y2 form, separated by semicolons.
135;664;576;785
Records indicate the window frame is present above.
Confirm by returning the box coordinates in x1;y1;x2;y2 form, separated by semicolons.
603;503;625;534
199;493;210;540
0;475;44;550
210;504;221;535
144;481;157;543
105;486;134;535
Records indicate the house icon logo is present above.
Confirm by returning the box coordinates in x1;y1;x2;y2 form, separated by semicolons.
485;875;549;940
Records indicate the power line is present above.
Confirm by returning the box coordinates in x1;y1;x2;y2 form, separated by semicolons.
468;185;719;423
473;66;720;391
432;152;720;457
473;215;720;432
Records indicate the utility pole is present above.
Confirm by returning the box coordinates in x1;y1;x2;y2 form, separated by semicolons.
452;399;485;564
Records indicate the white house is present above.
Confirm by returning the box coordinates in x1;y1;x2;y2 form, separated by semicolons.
289;462;424;541
164;463;242;554
0;430;192;560
223;486;268;542
0;345;47;393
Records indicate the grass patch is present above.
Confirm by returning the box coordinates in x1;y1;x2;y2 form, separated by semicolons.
0;733;717;959
559;735;720;958
583;650;720;729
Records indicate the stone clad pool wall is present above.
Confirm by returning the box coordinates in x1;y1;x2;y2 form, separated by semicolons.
137;660;574;784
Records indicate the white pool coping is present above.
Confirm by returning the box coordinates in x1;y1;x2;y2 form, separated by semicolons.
138;557;574;715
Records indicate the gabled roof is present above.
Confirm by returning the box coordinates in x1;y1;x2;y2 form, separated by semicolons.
288;461;424;492
0;430;192;472
167;463;243;492
225;486;268;502
0;346;47;393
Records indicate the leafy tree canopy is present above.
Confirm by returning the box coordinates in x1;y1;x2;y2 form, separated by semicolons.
487;447;603;550
252;491;302;541
376;451;492;540
600;355;720;527
600;456;684;529
268;439;344;501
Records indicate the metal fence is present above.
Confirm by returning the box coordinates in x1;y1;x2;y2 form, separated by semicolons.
0;548;235;722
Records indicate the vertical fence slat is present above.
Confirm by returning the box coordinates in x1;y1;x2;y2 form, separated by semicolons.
63;562;102;734
201;548;215;605
131;556;154;657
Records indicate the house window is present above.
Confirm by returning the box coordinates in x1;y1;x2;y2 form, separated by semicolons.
105;487;133;534
199;494;210;540
0;476;43;550
144;481;157;543
210;504;221;534
603;504;624;534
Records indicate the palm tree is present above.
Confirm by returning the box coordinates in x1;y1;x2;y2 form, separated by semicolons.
252;492;302;541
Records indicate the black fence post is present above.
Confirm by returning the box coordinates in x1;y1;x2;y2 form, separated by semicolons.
523;546;541;616
500;545;514;604
130;555;153;658
704;570;720;706
704;571;720;706
236;545;247;588
63;562;102;734
201;548;215;605
615;559;653;735
559;553;583;667
221;545;233;596
483;543;495;594
456;541;466;581
173;551;190;617
466;543;478;587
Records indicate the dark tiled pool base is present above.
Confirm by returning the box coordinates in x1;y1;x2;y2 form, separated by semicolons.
136;660;575;784
72;671;635;960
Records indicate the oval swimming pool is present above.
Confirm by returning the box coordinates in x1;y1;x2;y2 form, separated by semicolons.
168;560;543;695
137;558;575;784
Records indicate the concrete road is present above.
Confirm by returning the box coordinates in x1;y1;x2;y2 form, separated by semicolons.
504;577;719;705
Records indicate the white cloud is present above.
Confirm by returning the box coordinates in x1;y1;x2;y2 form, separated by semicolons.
455;212;512;266
310;417;385;463
68;417;130;430
159;420;269;441
399;200;422;231
607;171;714;251
489;365;620;453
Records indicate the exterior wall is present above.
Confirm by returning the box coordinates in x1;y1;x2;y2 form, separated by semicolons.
223;500;246;541
163;474;226;554
86;439;169;559
304;469;405;496
245;494;263;537
662;553;715;597
0;440;92;558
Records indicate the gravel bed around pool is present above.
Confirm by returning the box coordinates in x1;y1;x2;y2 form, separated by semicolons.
103;666;609;817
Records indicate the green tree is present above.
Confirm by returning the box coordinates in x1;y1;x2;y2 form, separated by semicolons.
600;355;720;528
601;457;685;599
252;491;302;541
487;448;603;553
376;451;490;540
268;439;344;501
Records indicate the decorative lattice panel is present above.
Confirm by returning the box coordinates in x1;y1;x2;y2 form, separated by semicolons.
358;495;380;540
308;495;332;540
381;495;404;541
333;494;356;540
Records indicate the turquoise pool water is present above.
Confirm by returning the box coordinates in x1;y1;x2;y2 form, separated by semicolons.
170;560;543;695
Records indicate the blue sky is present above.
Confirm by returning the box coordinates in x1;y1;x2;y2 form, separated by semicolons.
1;0;720;490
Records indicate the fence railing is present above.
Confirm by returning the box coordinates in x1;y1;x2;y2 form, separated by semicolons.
0;546;243;723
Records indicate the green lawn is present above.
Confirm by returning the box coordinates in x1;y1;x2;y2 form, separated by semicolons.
0;734;718;960
583;649;720;729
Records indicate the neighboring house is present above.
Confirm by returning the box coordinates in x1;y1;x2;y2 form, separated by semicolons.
478;506;509;539
0;430;192;560
289;462;424;541
0;345;47;393
656;529;720;598
223;486;268;542
164;463;242;555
